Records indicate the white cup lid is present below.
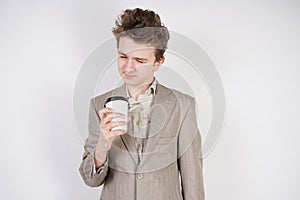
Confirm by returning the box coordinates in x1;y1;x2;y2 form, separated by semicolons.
104;96;128;108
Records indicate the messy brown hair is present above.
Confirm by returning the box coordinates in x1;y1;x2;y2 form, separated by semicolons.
112;8;170;62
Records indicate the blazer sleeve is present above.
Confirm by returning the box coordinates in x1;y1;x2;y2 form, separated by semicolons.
79;99;109;187
178;98;205;200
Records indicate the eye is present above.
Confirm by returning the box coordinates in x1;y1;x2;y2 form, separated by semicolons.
136;59;145;63
119;55;127;59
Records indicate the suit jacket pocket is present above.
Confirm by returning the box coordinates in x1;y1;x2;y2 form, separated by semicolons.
156;135;177;146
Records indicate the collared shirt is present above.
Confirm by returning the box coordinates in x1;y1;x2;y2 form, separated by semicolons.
126;78;157;163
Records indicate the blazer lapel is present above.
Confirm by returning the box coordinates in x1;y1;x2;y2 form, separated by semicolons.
110;84;139;165
120;123;139;165
113;83;177;167
139;84;177;166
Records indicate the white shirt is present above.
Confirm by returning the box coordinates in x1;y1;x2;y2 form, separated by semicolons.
126;78;157;163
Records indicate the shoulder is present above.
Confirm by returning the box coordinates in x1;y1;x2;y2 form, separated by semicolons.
156;83;196;117
158;83;195;106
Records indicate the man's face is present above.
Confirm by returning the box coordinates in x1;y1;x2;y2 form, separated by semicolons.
117;36;161;89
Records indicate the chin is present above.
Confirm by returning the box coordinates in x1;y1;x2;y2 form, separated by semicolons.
122;77;135;85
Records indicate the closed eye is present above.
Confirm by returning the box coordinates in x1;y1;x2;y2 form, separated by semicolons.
136;59;145;63
119;55;127;59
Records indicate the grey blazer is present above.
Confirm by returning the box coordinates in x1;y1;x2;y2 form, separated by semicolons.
79;83;205;200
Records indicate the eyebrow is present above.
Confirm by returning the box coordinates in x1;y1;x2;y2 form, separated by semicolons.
118;51;148;61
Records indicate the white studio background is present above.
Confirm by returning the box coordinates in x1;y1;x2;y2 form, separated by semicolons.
0;0;299;200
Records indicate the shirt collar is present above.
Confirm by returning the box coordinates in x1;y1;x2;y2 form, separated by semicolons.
126;77;157;99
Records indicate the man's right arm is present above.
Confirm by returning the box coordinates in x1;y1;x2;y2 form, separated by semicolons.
79;99;109;187
79;98;127;187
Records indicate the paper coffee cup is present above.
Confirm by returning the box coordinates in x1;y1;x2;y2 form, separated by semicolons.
104;96;128;131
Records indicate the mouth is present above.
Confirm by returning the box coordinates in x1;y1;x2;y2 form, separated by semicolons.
124;73;136;79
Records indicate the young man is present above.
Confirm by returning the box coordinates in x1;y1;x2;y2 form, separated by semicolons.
79;8;205;200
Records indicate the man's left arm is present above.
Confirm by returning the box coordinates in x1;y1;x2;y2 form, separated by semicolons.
178;98;205;200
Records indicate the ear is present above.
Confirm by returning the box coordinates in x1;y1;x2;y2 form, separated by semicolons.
153;57;165;72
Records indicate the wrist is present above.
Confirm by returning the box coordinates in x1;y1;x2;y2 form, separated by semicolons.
94;156;106;169
94;148;108;167
97;137;112;152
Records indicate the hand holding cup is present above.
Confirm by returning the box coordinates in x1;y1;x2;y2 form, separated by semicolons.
94;96;129;167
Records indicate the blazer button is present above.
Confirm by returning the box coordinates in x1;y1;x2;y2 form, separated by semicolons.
137;173;143;179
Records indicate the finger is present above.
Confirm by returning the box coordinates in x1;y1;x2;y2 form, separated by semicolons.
100;122;111;134
107;130;127;141
101;120;127;134
98;108;113;120
127;115;131;122
109;121;128;129
102;112;126;125
111;130;127;136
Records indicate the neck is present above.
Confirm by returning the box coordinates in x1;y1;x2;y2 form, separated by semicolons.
127;79;154;100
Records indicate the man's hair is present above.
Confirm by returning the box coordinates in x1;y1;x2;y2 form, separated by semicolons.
112;8;170;62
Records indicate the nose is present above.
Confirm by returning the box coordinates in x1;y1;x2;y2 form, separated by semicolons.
124;59;135;72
